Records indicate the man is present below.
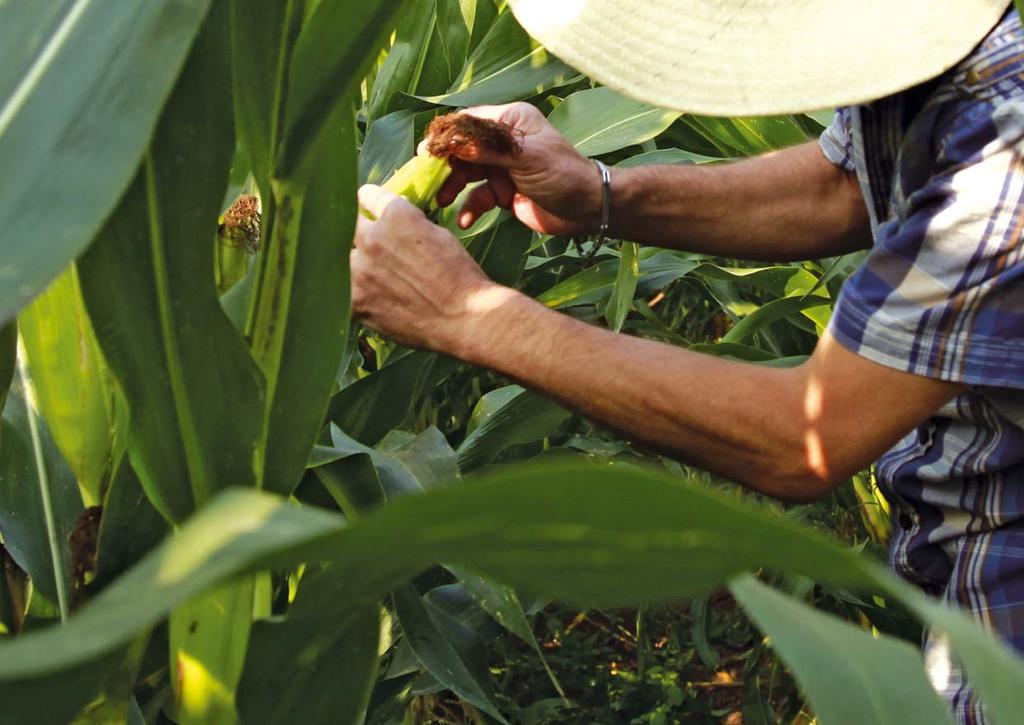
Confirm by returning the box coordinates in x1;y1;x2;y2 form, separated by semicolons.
351;1;1023;721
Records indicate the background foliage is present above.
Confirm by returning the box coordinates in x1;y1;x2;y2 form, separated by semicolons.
0;2;1021;724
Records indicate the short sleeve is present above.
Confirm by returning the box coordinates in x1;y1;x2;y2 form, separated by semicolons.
828;100;1024;389
819;108;855;172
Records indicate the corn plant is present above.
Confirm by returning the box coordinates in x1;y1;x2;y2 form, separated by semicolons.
0;2;1022;724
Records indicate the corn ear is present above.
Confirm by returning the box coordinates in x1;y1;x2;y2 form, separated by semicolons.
375;147;452;216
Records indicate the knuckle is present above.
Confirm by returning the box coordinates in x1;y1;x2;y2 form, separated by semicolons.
387;198;421;222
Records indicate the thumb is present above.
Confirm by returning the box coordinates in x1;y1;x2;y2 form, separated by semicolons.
358;184;407;220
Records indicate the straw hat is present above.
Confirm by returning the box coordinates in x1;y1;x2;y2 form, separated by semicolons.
506;0;1011;115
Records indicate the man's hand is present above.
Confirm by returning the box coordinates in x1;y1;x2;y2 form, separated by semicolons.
437;103;869;261
350;184;507;352
436;102;600;235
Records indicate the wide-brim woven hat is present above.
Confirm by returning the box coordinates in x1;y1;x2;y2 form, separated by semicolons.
506;0;1011;115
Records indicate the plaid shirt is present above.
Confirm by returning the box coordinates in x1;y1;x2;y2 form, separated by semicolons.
819;7;1024;723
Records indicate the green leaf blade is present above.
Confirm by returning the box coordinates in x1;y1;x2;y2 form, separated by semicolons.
0;0;213;323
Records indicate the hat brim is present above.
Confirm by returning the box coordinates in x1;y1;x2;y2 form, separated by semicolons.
508;0;1010;115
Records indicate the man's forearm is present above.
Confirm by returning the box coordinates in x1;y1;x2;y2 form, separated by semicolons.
453;285;815;499
449;283;961;502
604;142;871;261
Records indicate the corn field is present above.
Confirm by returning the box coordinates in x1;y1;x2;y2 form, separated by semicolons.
1;2;1023;724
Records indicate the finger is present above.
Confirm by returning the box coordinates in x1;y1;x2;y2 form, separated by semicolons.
437;162;490;207
458;184;497;229
487;168;516;209
358;184;404;220
447;139;514;168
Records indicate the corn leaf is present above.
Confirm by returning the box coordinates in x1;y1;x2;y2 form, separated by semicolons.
721;295;832;345
230;0;306;198
538;253;702;309
3;464;1024;723
76;2;265;523
456;388;569;471
169;577;254;725
417;10;577;108
18;267;125;506
0;388;82;613
368;1;442;122
329;351;459;446
278;0;409;175
548;87;682;157
93;463;169;591
0;324;14;415
393;583;507;723
0;0;212;323
605;242;640;332
237;567;380;725
360;110;417;185
681;115;811;157
732;575;955;725
250;112;356;496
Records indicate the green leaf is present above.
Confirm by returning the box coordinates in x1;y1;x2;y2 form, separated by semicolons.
314;425;425;507
605;242;639;332
681;115;811;157
690;594;720;668
76;2;265;523
420;0;475;95
169;577;254;725
237;567;380;725
465;385;521;437
230;0;306;197
360;110;416;186
0;323;14;415
805;110;837;129
874;569;1024;724
18;267;124;506
279;0;408;175
0;0;213;323
0;388;83;614
447;565;566;699
393;584;506;722
328;351;458;446
253;112;356;496
538;252;702;309
548;87;682;157
376;427;459;490
731;575;954;725
616;147;720;167
456;388;569;471
721;295;831;345
466;216;534;286
417;10;577;107
368;1;442;121
4;464;1024;724
93;463;170;591
69;635;149;725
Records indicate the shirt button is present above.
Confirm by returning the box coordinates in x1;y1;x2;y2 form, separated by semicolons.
898;513;914;530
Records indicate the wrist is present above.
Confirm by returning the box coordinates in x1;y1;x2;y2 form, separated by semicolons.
580;162;630;236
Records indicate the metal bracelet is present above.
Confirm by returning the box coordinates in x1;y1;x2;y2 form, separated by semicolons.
589;158;612;258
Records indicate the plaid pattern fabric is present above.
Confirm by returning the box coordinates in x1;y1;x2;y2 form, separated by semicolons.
819;7;1024;723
